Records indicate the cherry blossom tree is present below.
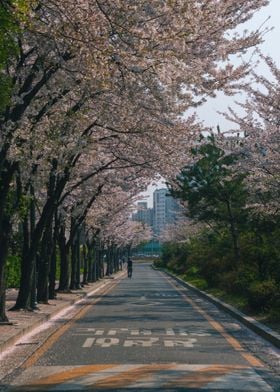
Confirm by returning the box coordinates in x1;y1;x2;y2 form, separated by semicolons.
0;0;270;321
222;55;280;216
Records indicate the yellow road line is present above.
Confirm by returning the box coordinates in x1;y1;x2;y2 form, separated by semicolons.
26;364;118;386
90;364;175;388
163;273;264;368
165;364;247;388
22;279;122;369
12;363;255;390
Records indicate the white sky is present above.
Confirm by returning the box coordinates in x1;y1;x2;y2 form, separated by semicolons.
141;0;280;206
196;0;280;131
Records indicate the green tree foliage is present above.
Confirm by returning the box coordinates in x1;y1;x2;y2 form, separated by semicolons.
160;225;280;314
0;0;30;112
170;136;248;265
6;254;21;287
163;136;280;316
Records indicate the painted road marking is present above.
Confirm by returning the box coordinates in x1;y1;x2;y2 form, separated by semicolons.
152;293;179;297
164;339;197;347
163;273;265;368
166;327;176;336
21;278;123;369
131;328;152;335
123;338;159;347
78;327;210;348
73;327;211;337
10;364;273;391
82;336;198;348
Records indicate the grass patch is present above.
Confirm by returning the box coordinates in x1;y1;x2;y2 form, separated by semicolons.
183;276;208;291
206;288;248;310
181;274;280;333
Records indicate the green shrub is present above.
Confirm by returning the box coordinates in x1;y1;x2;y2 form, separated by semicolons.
185;266;199;277
200;257;229;288
247;280;278;311
6;254;21;288
186;277;208;290
153;258;165;268
219;270;240;293
160;241;189;274
267;297;280;321
228;267;257;295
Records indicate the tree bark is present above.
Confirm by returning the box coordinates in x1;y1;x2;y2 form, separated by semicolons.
226;200;241;266
0;215;11;322
49;212;58;299
82;244;88;285
37;223;53;303
0;162;17;321
76;230;82;289
57;223;70;292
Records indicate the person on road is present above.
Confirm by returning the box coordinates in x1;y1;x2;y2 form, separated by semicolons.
127;258;133;278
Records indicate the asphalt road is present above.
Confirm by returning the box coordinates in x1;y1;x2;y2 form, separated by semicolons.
5;263;280;391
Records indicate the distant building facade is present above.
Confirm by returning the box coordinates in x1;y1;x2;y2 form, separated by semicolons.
131;202;153;228
132;189;181;237
153;188;181;236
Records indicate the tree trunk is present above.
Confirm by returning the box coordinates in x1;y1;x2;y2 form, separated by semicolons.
226;200;241;266
30;188;38;310
12;189;43;310
70;239;78;290
75;231;82;289
49;212;58;299
13;247;34;310
57;224;70;292
88;242;97;283
82;244;88;285
0;218;10;322
14;165;70;305
37;223;53;303
0;162;17;321
97;245;104;279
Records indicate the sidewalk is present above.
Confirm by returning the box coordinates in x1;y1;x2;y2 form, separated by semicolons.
0;272;124;355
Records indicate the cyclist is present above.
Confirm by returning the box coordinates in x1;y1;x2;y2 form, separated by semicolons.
127;258;133;278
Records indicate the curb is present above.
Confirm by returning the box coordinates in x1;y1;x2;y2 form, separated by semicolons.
0;309;62;355
155;266;280;349
1;272;125;355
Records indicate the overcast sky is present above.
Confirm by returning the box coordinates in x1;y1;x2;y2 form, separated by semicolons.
141;0;280;205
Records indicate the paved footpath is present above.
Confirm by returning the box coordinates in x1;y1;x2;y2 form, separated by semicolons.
1;272;123;355
1;263;280;391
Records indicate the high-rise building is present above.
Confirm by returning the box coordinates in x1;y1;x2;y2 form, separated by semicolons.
132;189;181;238
131;202;153;228
153;189;166;235
153;188;181;236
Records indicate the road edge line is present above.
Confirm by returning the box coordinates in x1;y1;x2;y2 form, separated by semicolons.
154;266;280;350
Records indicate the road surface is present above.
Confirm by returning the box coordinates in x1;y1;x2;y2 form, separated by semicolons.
2;262;280;391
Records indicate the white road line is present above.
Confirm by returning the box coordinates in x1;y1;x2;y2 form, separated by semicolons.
124;338;159;347
164;338;197;347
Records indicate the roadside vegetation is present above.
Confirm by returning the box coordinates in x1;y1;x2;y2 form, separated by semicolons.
156;133;280;327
